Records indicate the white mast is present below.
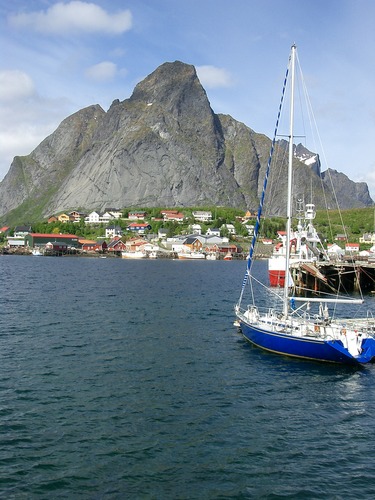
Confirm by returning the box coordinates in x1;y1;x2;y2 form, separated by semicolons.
283;44;296;316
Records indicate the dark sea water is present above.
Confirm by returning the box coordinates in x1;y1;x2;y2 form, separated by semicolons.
1;255;375;499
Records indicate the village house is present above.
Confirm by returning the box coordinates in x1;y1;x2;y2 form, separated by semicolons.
86;211;101;224
101;212;116;223
79;239;97;251
6;225;32;247
221;223;236;235
57;213;75;223
172;236;203;253
327;243;345;259
14;225;32;237
104;208;122;219
128;211;147;220
243;223;255;236
217;242;242;255
85;211;118;224
162;210;185;222
206;227;221;237
69;211;87;222
105;225;123;238
107;237;127;253
79;239;108;252
6;235;26;248
127;222;152;234
45;241;68;254
345;242;360;253
190;224;202;235
335;234;347;242
124;238;148;253
192;211;212;222
359;233;375;244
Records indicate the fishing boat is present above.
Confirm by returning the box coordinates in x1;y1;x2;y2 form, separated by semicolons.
31;247;43;256
177;251;206;260
268;201;328;286
121;250;146;259
235;44;375;365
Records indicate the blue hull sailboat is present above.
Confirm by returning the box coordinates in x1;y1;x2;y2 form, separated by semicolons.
235;44;375;365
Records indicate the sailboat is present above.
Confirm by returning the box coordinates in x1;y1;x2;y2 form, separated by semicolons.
235;44;375;365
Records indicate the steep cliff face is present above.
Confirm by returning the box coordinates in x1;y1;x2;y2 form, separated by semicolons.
0;60;372;222
321;169;373;208
0;105;105;217
46;62;247;213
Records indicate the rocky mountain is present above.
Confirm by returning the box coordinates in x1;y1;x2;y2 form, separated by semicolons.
0;61;372;223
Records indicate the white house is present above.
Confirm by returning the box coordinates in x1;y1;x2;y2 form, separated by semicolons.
192;211;212;222
221;223;236;235
345;243;359;253
359;233;375;244
14;225;32;237
101;212;116;223
243;223;254;236
105;225;123;238
327;243;345;258
7;236;26;247
190;224;202;235
86;211;100;223
105;208;122;219
206;228;220;237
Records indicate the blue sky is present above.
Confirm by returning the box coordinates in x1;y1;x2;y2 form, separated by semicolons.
1;0;375;200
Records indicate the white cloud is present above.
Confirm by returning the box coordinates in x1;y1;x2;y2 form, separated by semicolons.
8;1;132;35
0;70;35;101
85;61;117;82
196;65;233;88
0;71;72;181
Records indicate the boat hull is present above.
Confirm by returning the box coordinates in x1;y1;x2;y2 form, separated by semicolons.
121;251;146;259
268;255;286;286
239;319;375;365
177;252;205;260
269;269;285;287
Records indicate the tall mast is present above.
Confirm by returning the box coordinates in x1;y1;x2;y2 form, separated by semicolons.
283;44;296;316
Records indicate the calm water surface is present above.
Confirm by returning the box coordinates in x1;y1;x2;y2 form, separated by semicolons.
1;255;375;499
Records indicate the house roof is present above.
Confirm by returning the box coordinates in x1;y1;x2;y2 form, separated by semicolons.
29;233;78;239
184;236;200;244
107;239;125;248
78;239;96;244
128;222;151;228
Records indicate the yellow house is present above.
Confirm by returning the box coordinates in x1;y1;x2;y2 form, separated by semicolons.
57;213;74;223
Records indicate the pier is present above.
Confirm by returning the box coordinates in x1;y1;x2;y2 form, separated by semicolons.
291;259;375;295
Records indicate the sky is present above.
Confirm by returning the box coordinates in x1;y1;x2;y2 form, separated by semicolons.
1;0;375;200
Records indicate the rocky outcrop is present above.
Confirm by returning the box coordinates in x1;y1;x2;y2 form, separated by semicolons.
321;169;373;208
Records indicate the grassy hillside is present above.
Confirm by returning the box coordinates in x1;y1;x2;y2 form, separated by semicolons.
314;207;375;243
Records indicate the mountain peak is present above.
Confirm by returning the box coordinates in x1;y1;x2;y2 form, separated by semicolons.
0;60;372;223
